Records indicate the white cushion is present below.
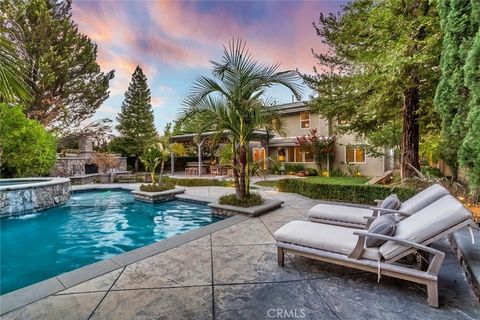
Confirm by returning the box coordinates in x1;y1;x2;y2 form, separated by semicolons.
307;204;372;226
275;220;379;260
399;184;450;214
380;195;472;260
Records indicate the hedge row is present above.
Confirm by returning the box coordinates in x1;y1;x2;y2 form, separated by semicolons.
277;179;418;205
164;177;233;187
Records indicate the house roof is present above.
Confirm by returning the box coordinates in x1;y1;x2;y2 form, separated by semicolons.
170;130;269;143
274;101;311;114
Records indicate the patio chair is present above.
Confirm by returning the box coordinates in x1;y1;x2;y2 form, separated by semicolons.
275;195;476;307
307;184;450;228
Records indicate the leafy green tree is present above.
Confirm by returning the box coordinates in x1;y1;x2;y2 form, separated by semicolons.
140;147;162;184
458;0;480;193
435;0;479;179
116;66;158;171
303;0;442;178
0;104;57;177
183;39;302;199
1;0;114;130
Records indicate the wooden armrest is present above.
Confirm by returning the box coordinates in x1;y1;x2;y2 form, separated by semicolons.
369;207;412;216
353;231;444;257
374;199;383;205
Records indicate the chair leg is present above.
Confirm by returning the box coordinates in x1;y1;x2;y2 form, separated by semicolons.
426;280;439;308
277;247;284;267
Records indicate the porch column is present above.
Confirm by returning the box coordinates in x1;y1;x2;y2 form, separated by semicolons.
170;152;175;175
197;142;202;177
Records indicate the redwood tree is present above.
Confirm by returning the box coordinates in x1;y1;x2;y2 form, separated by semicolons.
303;0;442;178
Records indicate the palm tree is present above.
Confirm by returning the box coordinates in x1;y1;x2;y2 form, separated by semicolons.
0;21;32;103
182;39;302;199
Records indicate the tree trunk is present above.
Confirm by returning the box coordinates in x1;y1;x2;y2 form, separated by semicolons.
237;144;247;199
135;156;139;172
159;160;165;185
401;76;421;179
232;141;240;196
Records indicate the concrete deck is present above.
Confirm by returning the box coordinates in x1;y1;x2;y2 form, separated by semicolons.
1;186;479;320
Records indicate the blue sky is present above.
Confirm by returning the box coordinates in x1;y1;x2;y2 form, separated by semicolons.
72;1;346;133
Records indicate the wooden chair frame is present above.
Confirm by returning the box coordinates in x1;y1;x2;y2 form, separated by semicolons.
277;219;476;307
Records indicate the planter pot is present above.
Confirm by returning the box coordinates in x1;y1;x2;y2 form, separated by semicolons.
297;171;306;177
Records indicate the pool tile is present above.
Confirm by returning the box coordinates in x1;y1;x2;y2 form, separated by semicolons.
56;269;123;295
211;218;275;246
90;286;212;320
112;244;212;289
1;292;104;320
214;281;338;320
212;244;304;284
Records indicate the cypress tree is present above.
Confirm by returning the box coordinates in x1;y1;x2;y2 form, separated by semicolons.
458;0;480;193
435;0;478;179
116;66;157;171
1;0;115;131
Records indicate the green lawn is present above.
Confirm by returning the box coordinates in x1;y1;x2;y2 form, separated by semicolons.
255;176;369;188
304;176;369;185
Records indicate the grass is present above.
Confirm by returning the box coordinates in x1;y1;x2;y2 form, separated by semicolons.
255;176;369;188
304;176;369;185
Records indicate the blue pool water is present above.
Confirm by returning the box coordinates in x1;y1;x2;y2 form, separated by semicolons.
0;189;221;294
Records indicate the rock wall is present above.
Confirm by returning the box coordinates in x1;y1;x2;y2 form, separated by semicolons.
0;181;70;217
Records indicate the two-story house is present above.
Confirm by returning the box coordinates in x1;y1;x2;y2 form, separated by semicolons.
251;101;392;177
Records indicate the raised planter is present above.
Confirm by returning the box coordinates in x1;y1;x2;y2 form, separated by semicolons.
208;199;284;217
132;188;186;203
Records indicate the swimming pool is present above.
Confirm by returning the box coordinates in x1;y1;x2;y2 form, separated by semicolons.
0;189;221;294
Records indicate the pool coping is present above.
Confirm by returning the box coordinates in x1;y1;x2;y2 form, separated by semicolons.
0;177;70;191
0;185;249;315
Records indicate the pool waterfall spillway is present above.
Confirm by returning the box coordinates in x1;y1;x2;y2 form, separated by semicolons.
0;178;70;217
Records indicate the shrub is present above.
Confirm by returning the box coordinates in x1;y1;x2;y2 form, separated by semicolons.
306;168;318;176
140;182;175;192
0;104;57;177
330;168;346;177
284;163;305;174
277;179;418;204
219;192;263;207
421;166;444;178
163;177;234;187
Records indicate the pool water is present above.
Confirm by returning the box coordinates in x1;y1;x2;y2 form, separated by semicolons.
0;189;221;294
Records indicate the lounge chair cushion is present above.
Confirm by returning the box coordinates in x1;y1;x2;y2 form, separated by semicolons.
399;184;450;215
379;195;471;260
275;220;380;260
307;204;371;227
380;194;401;211
366;214;396;247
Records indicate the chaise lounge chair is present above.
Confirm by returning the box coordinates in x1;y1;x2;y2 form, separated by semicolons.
275;195;476;307
307;184;450;228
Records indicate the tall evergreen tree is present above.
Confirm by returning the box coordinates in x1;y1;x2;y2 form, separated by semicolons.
1;0;114;130
303;0;442;178
435;0;478;179
458;0;480;193
116;66;157;171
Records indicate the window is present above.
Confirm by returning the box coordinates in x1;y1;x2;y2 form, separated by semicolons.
286;147;295;162
295;147;302;162
345;146;366;163
304;150;314;163
300;112;310;128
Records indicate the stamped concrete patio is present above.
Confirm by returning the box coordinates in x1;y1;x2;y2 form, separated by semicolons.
1;186;479;320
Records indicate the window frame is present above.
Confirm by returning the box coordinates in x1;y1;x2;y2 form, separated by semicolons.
300;111;310;129
345;145;366;164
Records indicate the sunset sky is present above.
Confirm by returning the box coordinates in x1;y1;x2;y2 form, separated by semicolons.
72;1;346;132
